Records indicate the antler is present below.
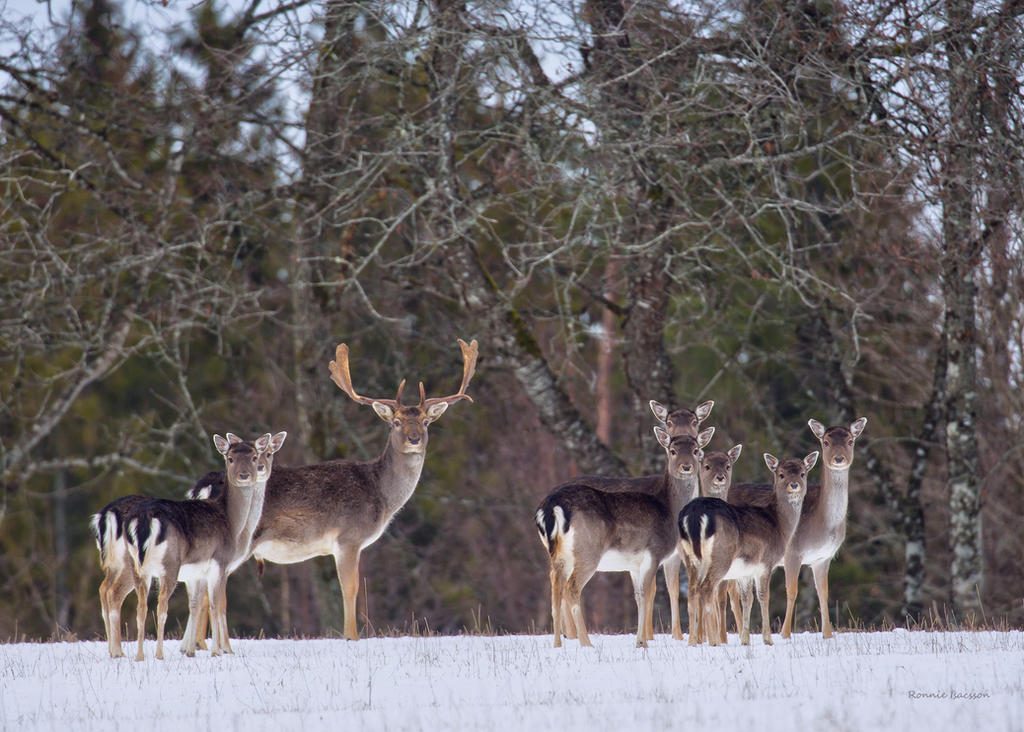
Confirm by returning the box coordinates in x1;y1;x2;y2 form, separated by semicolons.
330;339;478;409
421;338;479;408
328;344;403;408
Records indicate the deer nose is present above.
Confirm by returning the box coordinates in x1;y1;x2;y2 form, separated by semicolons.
788;481;800;491
408;435;421;445
833;455;846;464
239;472;251;481
678;464;693;474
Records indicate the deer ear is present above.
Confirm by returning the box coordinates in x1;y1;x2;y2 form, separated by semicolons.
649;400;668;422
764;453;779;471
808;419;826;439
213;434;230;456
653;425;671;448
695;400;714;422
804;451;820;471
372;402;395;422
697;426;715;448
727;444;743;464
270;431;288;453
850;417;867;439
254;433;272;452
226;433;243;445
425;402;450;422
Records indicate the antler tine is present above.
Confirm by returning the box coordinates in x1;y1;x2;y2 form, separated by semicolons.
394;379;407;406
423;338;479;407
328;343;398;407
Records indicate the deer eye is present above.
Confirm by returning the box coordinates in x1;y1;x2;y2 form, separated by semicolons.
228;457;234;463
704;465;710;470
847;439;854;446
669;448;677;456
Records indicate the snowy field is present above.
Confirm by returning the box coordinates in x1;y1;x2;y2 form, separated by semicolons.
1;631;1021;731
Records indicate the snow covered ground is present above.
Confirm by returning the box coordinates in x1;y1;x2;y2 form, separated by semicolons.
1;630;1021;731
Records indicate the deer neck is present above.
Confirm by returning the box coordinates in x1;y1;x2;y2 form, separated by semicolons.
662;471;700;516
223;478;266;559
820;465;850;528
376;442;426;515
774;489;805;543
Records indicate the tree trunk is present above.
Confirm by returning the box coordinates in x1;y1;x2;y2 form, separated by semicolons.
943;0;983;618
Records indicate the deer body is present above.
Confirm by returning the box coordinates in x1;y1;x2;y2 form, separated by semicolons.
124;432;285;660
536;427;710;648
678;451;818;646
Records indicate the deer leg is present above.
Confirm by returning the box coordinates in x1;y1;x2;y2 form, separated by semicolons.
716;581;728;644
134;576;149;661
195;592;210;652
566;570;593;648
634;563;658;649
684;561;700;646
155;577;175;660
727;580;743;641
756;572;773;646
105;570;133;659
181;580;202;657
662;554;682;641
209;571;230;656
550;565;565;648
780;553;801;639
811;559;834;639
334;545;361;641
560;598;578;639
643;574;656;642
738;578;754;646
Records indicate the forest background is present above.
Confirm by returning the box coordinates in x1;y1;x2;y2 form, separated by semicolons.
1;0;1022;642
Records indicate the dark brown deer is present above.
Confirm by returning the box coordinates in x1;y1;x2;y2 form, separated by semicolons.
123;432;285;660
727;417;867;638
191;340;478;641
90;433;281;658
551;400;715;643
535;427;712;648
678;450;818;646
696;443;743;643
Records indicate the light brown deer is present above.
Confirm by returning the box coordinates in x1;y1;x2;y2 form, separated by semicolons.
783;417;867;638
189;340;477;641
728;417;867;639
536;427;712;648
123;431;285;660
678;451;818;646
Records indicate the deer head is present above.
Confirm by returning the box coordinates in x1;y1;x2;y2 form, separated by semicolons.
328;339;479;454
701;444;743;498
649;399;714;438
764;451;819;506
808;417;867;471
654;425;714;478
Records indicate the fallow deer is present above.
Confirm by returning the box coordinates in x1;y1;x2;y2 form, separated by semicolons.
191;340;478;641
91;494;152;658
696;443;743;644
89;434;276;658
535;426;712;648
553;400;715;643
678;451;818;646
124;431;285;660
727;417;867;639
